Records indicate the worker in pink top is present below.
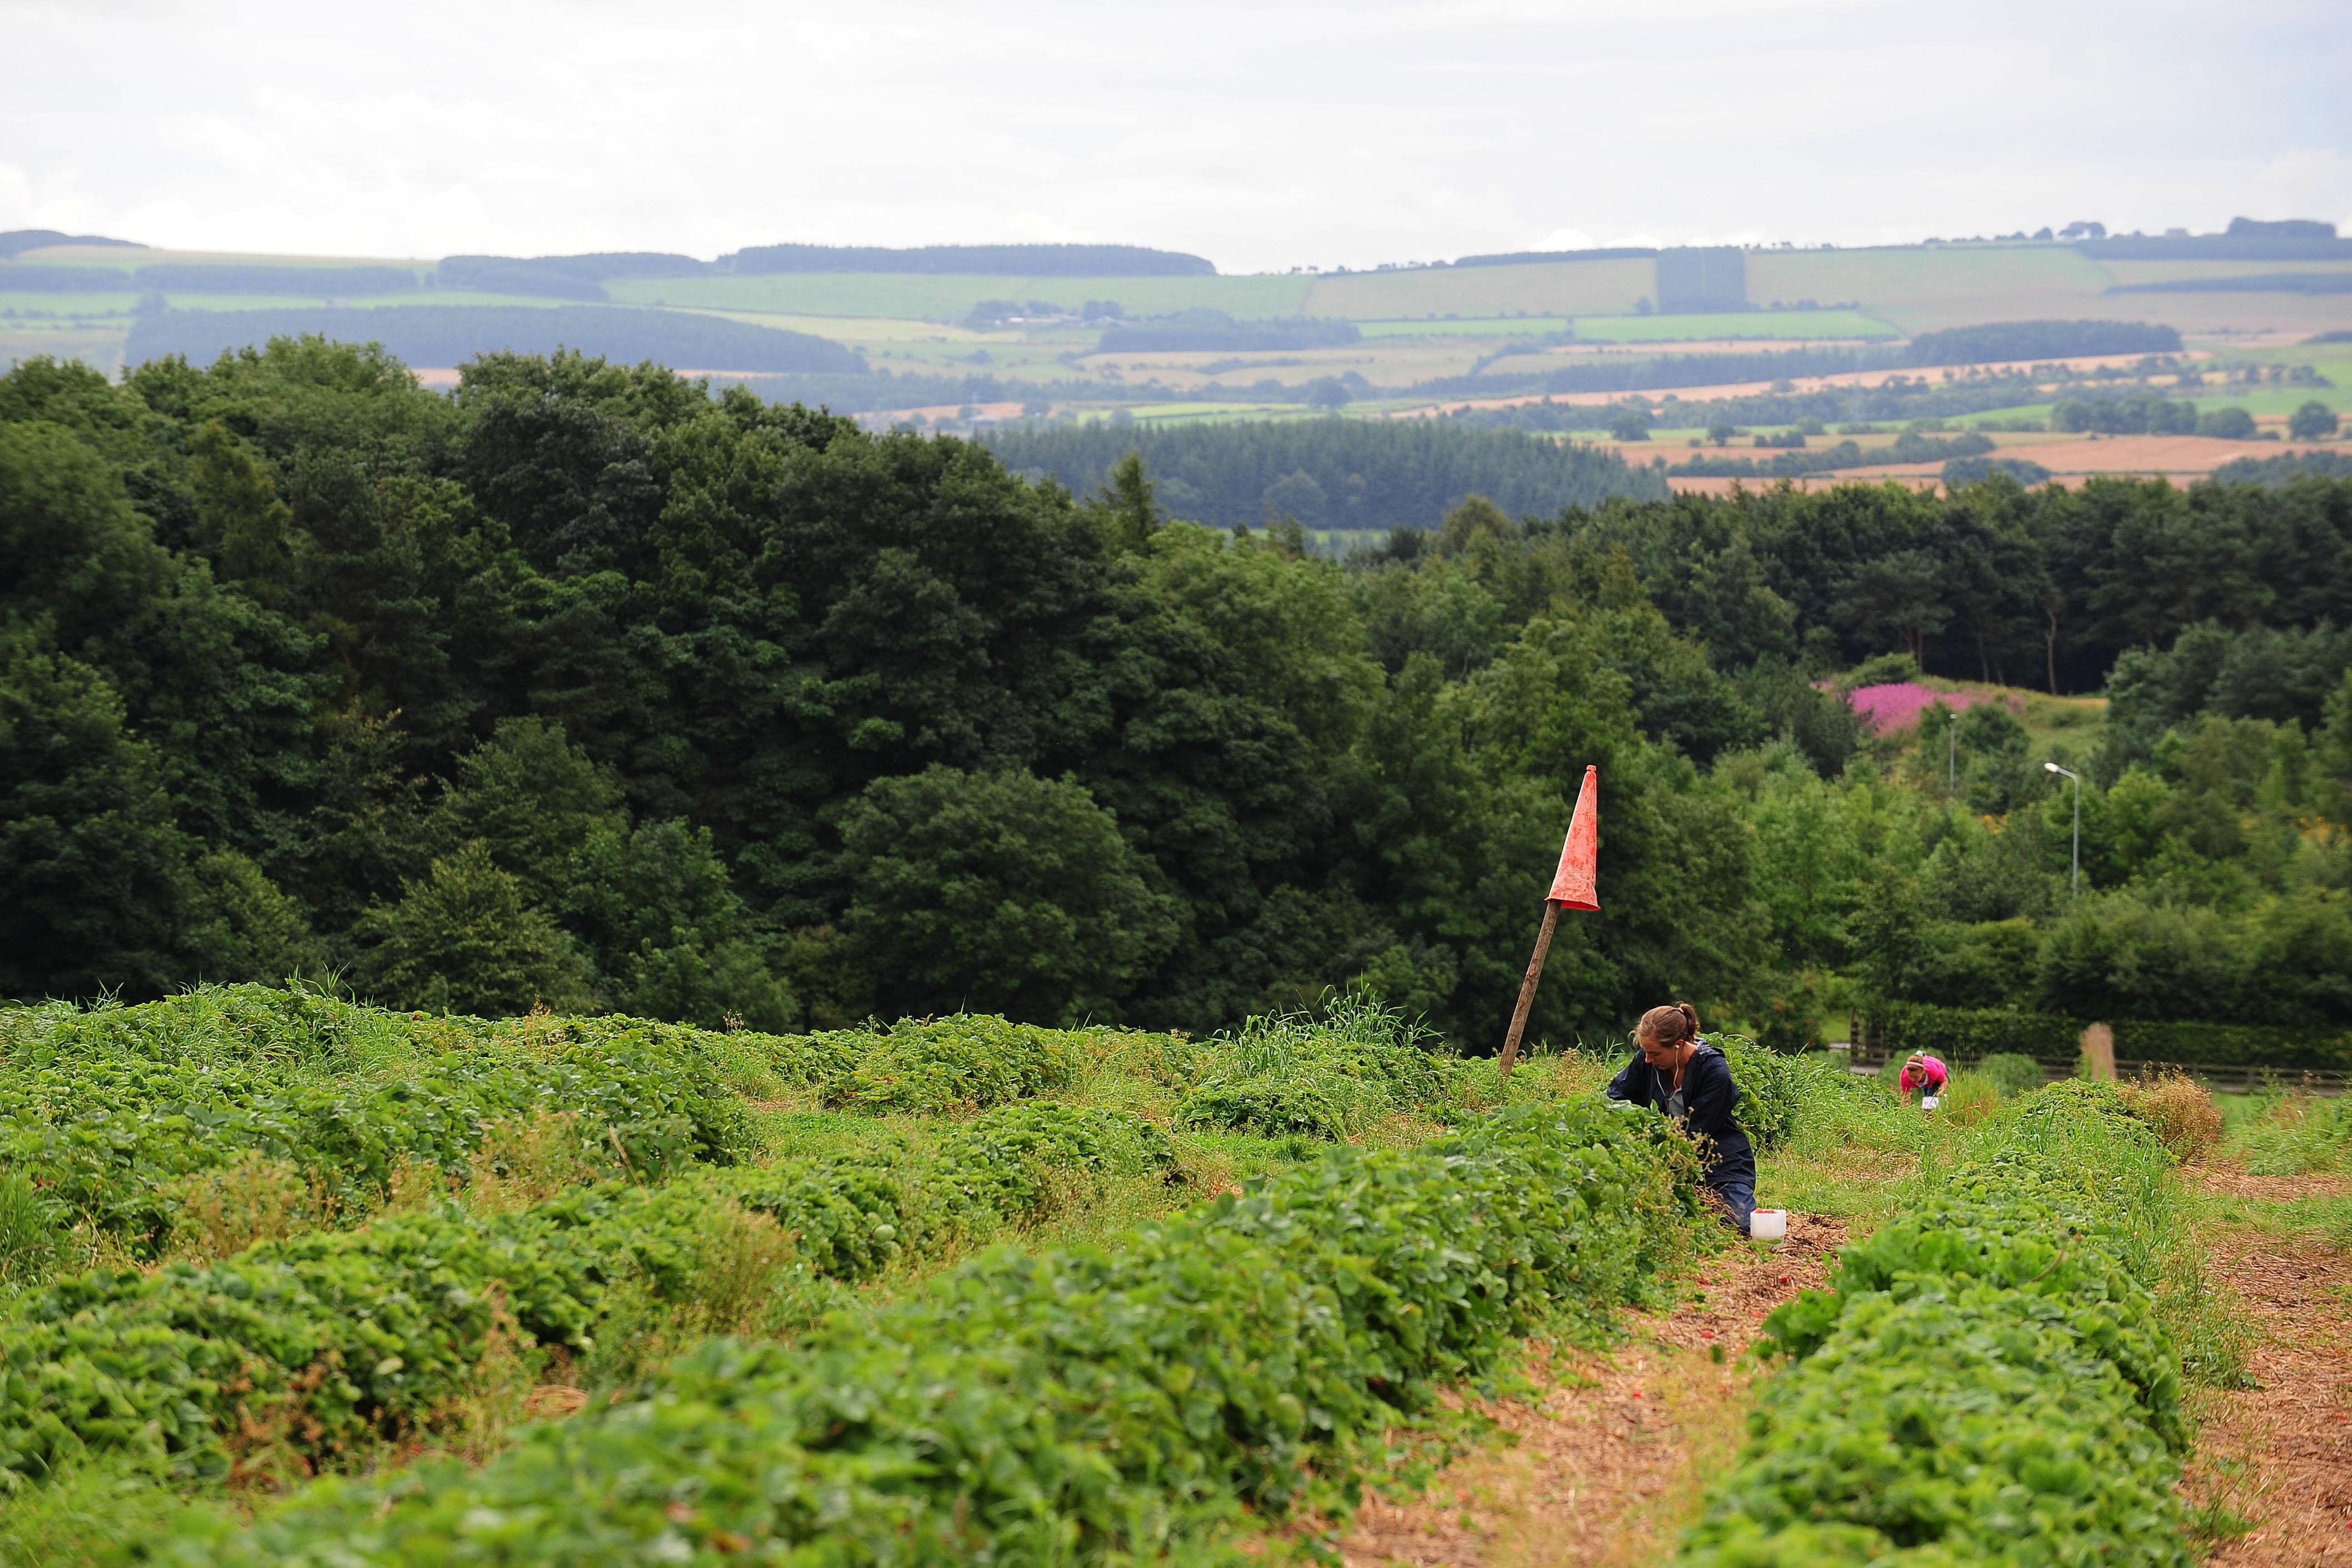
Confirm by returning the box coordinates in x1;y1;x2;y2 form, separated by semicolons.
1898;1052;1949;1103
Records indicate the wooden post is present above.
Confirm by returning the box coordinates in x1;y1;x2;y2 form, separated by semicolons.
1497;902;1562;1076
2080;1021;2116;1081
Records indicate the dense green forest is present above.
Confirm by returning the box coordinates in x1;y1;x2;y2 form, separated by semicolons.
985;419;1667;533
6;340;2351;1049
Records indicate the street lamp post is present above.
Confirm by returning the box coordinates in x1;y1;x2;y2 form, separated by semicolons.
2044;762;2080;897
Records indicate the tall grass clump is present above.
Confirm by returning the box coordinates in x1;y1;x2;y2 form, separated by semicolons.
1177;991;1454;1138
2118;1070;2225;1162
791;1014;1086;1113
1719;1038;1915;1156
0;1174;63;1290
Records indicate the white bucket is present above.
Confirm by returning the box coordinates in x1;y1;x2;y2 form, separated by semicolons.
1749;1208;1787;1241
1921;1094;1941;1112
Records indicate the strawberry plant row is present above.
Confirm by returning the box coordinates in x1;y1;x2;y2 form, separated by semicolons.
3;987;1104;1120
155;1098;1702;1565
0;1103;1174;1492
0;990;1141;1257
1681;1080;2191;1567
0;1032;754;1256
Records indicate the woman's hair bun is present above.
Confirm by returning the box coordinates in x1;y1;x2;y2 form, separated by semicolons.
1638;1003;1700;1044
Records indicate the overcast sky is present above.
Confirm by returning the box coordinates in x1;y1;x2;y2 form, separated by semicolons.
3;0;2346;274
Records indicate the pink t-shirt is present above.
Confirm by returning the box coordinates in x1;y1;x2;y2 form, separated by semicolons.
1899;1055;1949;1097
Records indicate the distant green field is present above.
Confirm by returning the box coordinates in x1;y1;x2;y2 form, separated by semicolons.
7;246;426;269
606;272;1313;321
2190;386;2349;416
1358;316;1572;338
1118;401;1311;423
2208;345;2352;393
1305;257;1654;320
0;292;139;315
1744;244;2115;333
1570;308;1899;343
691;311;998;343
2101;258;2352;286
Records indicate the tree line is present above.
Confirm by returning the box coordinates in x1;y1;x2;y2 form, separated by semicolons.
6;341;2349;1048
984;418;1666;533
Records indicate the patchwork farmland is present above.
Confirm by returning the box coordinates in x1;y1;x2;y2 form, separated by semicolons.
5;229;2349;493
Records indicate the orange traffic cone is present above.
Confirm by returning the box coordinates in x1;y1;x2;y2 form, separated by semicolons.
1547;765;1600;911
1499;766;1598;1074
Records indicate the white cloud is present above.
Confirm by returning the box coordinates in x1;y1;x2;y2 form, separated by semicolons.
0;0;2344;271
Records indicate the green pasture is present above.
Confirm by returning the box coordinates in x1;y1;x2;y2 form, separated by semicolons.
0;324;126;374
691;311;996;343
0;292;140;317
1353;307;1896;343
1358;315;1572;338
1113;400;1315;423
1305;256;1654;320
1952;387;2349;425
1746;243;2115;334
2190;386;2350;417
2101;257;2352;287
0;290;576;320
2;245;428;270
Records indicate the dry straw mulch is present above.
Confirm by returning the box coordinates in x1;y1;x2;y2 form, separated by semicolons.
1340;1213;1845;1568
2185;1231;2352;1567
2193;1166;2352;1204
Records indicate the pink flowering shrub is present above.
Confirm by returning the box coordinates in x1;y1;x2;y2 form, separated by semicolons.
1840;682;2003;734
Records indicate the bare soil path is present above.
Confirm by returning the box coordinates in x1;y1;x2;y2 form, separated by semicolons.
1340;1214;1845;1568
2183;1217;2352;1566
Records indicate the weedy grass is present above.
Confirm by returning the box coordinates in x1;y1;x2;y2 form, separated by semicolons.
1738;1047;1930;1222
159;1154;314;1262
1680;1081;2211;1567
0;1173;66;1289
2226;1087;2352;1175
2194;1190;2352;1249
1174;993;1456;1139
1934;1070;2008;1127
1172;992;1583;1142
1974;1051;2048;1098
786;1014;1086;1114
